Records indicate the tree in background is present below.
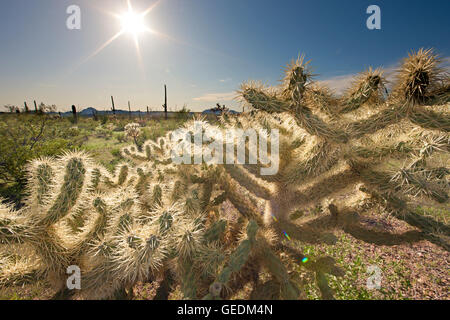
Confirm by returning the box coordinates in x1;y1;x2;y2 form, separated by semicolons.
125;122;141;146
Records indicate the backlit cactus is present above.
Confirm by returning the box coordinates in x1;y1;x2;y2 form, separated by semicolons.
0;48;448;300
235;48;449;256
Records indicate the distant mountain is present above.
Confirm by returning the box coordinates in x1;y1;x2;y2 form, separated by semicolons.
202;108;239;115
19;107;239;117
79;107;98;116
59;107;157;117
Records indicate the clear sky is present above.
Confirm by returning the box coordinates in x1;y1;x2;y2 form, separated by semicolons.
0;0;449;112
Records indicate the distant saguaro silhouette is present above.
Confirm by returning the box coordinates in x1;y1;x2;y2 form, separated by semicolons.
72;105;77;123
163;85;168;120
111;96;116;115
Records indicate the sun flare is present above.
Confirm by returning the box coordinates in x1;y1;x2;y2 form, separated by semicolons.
76;0;173;71
120;10;147;35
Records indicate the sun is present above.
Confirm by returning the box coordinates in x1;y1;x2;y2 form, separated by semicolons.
76;0;173;70
120;10;147;35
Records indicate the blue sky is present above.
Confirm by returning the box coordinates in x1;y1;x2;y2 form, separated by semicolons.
0;0;449;112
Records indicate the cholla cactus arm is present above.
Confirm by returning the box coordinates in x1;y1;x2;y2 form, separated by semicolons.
239;82;290;113
121;141;157;162
410;106;450;132
391;48;443;105
90;168;102;191
354;150;450;251
284;140;341;185
208;190;227;208
0;203;35;244
24;159;55;207
360;181;449;236
348;49;449;138
224;165;273;200
135;169;150;200
0;250;40;288
315;271;335;300
390;166;448;203
171;180;188;203
107;222;168;293
352;141;416;159
117;164;129;186
260;246;301;300
240;58;348;143
199;180;214;212
426;81;450;105
180;259;197;299
74;197;109;255
349;104;449;141
220;173;264;226
151;184;163;207
281;55;312;102
348;106;403;139
203;221;258;299
292;106;349;143
242;163;280;182
340;68;385;114
354;160;448;204
38;156;87;227
203;219;227;243
282;55;349;143
304;84;339;118
290;161;360;208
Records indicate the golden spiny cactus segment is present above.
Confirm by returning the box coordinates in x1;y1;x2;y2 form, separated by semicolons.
235;50;448;248
282;54;313;102
340;67;385;113
239;81;289;113
304;83;339;118
392;48;443;105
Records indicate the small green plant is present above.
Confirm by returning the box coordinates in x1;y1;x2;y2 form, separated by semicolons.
100;115;108;125
115;133;127;143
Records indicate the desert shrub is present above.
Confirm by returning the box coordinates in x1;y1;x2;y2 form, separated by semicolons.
177;105;192;120
115;133;127;143
94;126;112;139
0;115;85;204
124;123;141;146
100;115;108;125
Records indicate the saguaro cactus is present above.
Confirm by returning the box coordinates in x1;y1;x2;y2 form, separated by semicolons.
163;85;168;120
111;96;116;115
72;105;77;123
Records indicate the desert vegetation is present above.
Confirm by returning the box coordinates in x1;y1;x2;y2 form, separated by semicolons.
0;48;448;300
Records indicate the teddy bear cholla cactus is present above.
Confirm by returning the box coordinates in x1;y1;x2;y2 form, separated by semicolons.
233;48;449;251
120;121;307;299
0;113;336;300
0;147;211;298
0;130;296;300
120;97;448;299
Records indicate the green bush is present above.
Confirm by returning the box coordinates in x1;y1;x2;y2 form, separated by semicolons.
0;115;85;204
